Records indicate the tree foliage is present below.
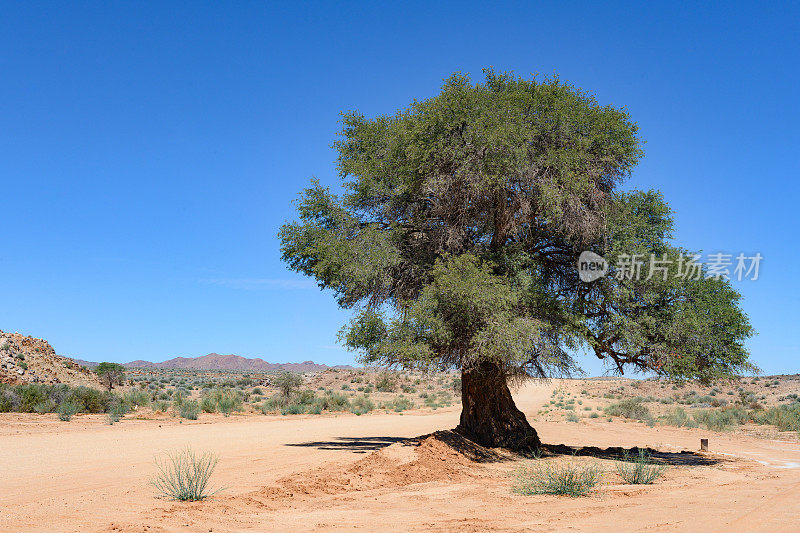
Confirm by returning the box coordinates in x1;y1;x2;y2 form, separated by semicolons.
94;362;126;391
280;69;754;386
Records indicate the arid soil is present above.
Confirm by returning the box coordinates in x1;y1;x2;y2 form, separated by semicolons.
1;381;799;532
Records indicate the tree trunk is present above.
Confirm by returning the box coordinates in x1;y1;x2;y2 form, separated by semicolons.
454;361;541;451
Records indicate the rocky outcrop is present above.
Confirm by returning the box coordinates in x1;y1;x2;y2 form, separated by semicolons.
0;331;103;387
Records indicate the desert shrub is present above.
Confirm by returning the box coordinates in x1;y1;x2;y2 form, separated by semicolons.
375;373;397;393
604;398;652;422
122;388;151;409
180;400;200;420
513;461;601;497
204;388;242;417
295;389;317;405
281;403;306;415
385;395;414;412
106;402;127;424
659;407;698;428
272;372;303;398
565;412;580;422
252;387;263;395
152;400;171;412
57;401;79;421
260;394;288;413
0;388;17;412
200;396;217;413
172;390;186;408
33;399;56;413
350;395;375;415
16;384;49;412
692;407;749;431
615;450;666;484
752;404;800;433
151;447;219;501
314;392;350;411
66;386;113;413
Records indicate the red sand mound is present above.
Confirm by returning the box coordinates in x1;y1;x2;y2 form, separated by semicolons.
263;433;482;499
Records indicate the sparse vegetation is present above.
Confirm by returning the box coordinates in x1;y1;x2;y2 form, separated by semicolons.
514;461;601;497
151;447;219;501
615;450;667;484
604;398;653;423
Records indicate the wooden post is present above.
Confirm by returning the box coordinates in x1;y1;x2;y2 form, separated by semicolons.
700;438;708;451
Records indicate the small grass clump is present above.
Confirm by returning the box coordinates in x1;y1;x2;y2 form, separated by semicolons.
615;450;666;484
151;447;220;501
513;461;601;497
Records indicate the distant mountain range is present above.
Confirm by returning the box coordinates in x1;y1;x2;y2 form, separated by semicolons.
68;353;352;372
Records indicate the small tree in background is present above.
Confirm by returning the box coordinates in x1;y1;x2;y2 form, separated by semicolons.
280;70;755;450
272;372;303;398
95;362;126;391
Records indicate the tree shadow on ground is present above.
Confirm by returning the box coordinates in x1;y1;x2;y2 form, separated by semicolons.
541;443;721;466
285;436;411;453
284;430;509;462
285;431;722;466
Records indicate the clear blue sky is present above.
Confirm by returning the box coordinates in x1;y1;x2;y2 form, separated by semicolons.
1;2;798;375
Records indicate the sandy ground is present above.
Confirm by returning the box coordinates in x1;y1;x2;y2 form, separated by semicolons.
1;381;799;532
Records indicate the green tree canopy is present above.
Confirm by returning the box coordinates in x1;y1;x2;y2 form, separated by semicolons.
94;362;126;391
280;70;754;449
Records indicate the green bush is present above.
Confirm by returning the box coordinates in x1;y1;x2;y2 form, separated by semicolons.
209;389;242;417
693;407;749;431
33;399;56;413
122;388;151;409
200;396;217;413
272;372;303;398
659;407;698;428
17;384;49;412
152;400;171;412
604;398;652;422
180;400;200;420
295;389;317;405
385;395;414;412
260;394;287;413
350;395;375;415
66;386;113;413
615;450;666;484
513;461;601;497
752;404;800;433
281;403;306;415
57;401;79;421
314;392;351;411
375;373;397;393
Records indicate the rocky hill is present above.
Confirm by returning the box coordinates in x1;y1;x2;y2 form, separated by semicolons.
0;331;103;387
122;353;349;372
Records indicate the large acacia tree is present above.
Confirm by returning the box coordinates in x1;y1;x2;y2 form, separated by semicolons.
280;70;754;450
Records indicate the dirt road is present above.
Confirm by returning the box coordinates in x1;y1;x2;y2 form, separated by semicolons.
1;381;799;532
